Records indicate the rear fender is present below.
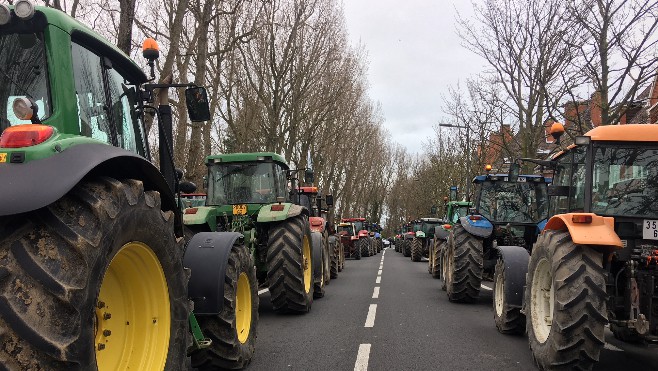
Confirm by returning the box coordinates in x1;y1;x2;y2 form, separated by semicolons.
309;216;326;233
183;206;217;232
256;203;307;222
459;216;493;238
544;213;622;250
184;232;243;315
0;143;176;217
496;245;530;308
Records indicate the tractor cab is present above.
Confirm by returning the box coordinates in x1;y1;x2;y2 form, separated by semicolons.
470;173;550;248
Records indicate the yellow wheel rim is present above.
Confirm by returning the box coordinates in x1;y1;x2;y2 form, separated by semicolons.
95;242;170;371
303;235;312;293
236;272;252;344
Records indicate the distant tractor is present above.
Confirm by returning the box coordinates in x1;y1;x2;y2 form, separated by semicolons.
183;152;320;315
441;171;550;315
346;217;373;257
338;221;361;259
430;188;472;280
408;217;443;262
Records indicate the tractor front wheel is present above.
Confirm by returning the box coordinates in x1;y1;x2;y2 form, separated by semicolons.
411;238;422;262
445;224;483;303
330;238;339;279
192;243;258;370
430;241;442;278
0;177;189;371
402;240;411;257
266;215;314;313
526;230;606;371
493;259;524;334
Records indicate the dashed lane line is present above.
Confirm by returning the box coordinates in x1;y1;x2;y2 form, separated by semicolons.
258;288;269;295
377;269;382;276
481;284;493;291
604;343;623;352
354;344;371;371
372;286;380;299
364;304;377;327
376;276;381;284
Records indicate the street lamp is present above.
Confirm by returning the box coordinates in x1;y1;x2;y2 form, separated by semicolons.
438;122;472;201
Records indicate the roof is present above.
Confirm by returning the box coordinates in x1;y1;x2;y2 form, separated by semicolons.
33;6;147;84
206;152;288;167
585;124;658;142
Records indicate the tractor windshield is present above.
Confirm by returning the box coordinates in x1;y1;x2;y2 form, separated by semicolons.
0;32;51;129
592;146;658;219
477;181;548;223
207;162;288;205
339;224;354;236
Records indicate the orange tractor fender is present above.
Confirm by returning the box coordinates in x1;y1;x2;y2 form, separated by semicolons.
543;213;622;250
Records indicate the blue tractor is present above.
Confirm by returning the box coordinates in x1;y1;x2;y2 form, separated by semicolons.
442;170;550;333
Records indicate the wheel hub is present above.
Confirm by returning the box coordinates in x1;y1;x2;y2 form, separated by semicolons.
531;258;554;343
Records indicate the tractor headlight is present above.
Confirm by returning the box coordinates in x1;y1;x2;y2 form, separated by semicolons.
0;5;11;25
14;0;35;20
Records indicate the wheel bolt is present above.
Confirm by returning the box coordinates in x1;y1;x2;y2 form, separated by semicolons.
103;312;112;320
97;301;105;309
97;343;105;350
103;330;111;337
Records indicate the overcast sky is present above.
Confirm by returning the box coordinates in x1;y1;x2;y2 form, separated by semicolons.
342;1;487;154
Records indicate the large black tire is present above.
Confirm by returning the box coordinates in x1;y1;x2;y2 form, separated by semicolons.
440;240;448;291
312;232;326;299
493;259;524;335
322;233;331;285
395;242;399;252
192;243;259;370
330;237;339;279
445;224;483;303
266;215;314;313
526;230;606;371
354;242;361;260
0;177;189;370
339;242;345;270
429;240;442;278
402;239;411;257
411;238;422;262
360;238;370;257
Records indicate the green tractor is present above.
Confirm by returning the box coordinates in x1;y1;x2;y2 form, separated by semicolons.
0;3;256;370
411;217;443;262
429;187;472;280
183;152;321;306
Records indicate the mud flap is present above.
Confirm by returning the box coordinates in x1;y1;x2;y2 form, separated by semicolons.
496;245;530;309
184;232;243;314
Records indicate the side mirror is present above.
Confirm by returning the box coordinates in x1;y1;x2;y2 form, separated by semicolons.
179;181;197;194
175;168;184;181
185;86;211;122
325;194;334;207
304;168;314;184
430;205;437;215
508;163;520;183
203;175;208;189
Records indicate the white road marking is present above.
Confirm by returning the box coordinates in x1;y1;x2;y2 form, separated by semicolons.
372;286;380;299
354;344;371;371
376;276;381;284
481;284;493;291
364;304;377;327
604;343;623;352
379;264;383;269
378;269;383;276
258;288;269;295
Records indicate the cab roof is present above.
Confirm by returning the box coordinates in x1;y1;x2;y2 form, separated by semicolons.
585;124;658;142
473;174;550;183
32;6;147;84
206;152;288;168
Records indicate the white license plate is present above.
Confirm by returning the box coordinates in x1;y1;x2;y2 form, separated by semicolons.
643;220;658;240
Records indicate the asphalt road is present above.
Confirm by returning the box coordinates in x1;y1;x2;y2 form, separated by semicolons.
246;246;658;371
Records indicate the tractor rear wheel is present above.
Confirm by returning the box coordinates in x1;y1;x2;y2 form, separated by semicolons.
361;238;370;257
0;177;189;370
192;243;258;370
354;242;361;260
493;259;524;334
445;224;483;303
323;234;331;285
330;238;339;279
402;240;411;257
526;230;606;371
430;241;442;278
266;215;314;313
411;238;422;262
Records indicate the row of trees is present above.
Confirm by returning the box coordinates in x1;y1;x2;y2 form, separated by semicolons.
385;0;658;234
35;0;401;224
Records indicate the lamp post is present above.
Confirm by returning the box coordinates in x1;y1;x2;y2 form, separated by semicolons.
438;122;472;201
